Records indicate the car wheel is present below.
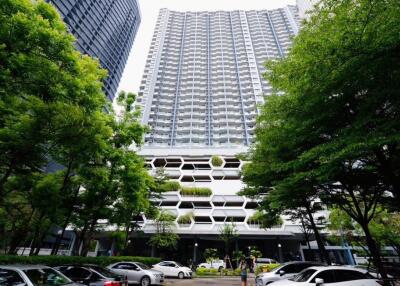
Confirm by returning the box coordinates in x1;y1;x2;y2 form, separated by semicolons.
140;276;150;286
178;272;184;279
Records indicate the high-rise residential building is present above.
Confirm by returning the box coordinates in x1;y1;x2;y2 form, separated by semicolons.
134;7;331;263
46;0;141;101
297;0;319;20
138;7;299;147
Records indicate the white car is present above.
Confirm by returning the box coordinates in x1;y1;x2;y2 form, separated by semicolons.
269;266;378;286
152;261;192;279
256;261;322;286
197;260;226;271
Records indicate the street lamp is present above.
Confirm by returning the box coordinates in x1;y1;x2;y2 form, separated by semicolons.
277;243;283;263
193;242;198;264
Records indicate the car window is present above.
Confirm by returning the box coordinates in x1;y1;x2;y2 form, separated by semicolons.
114;263;137;270
334;270;369;282
293;269;317;282
0;269;25;286
135;263;149;270
158;262;168;267
296;264;314;272
24;268;70;286
312;270;336;283
165;263;175;268
89;266;119;278
63;267;91;280
281;264;298;274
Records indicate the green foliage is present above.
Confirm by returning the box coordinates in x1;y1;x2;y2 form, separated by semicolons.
160;181;180;192
241;0;400;275
255;264;280;275
148;211;179;250
249;246;262;258
0;255;160;266
211;156;223;167
0;0;151;256
180;187;212;197
204;248;219;263
177;213;192;225
196;267;241;276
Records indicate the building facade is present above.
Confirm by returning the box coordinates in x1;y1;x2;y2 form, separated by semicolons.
296;0;318;20
134;7;334;263
46;0;141;101
138;7;299;147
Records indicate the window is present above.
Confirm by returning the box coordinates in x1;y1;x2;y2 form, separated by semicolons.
113;263;137;270
296;264;316;272
63;267;91;280
293;269;317;282
334;270;369;282
280;264;298;274
312;270;336;284
0;269;25;286
24;268;70;286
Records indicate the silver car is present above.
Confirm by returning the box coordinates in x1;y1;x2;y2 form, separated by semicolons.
107;262;163;286
0;265;81;286
256;261;322;286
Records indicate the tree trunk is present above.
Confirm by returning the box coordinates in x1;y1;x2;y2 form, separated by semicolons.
51;186;80;255
80;217;98;257
305;205;331;265
360;222;389;283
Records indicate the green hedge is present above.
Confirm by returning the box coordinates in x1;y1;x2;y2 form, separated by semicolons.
0;255;161;267
196;267;241;276
180;187;212;197
255;263;280;275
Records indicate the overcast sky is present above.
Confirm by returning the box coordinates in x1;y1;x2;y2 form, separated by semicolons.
116;0;296;100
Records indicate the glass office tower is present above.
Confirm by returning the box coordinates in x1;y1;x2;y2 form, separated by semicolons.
47;0;141;101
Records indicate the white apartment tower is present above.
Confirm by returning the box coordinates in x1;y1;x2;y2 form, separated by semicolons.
135;7;326;262
138;7;299;146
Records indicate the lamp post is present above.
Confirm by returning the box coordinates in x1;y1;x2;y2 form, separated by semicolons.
278;243;283;263
193;242;198;264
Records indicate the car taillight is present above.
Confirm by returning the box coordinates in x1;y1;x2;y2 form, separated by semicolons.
104;281;121;286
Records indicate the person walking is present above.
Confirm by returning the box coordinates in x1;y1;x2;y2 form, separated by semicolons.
239;256;248;286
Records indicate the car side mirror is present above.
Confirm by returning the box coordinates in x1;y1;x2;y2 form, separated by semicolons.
135;268;140;271
175;266;179;268
279;270;285;276
315;278;324;286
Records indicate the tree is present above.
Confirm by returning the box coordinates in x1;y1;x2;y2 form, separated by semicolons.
204;248;219;268
0;0;108;254
148;211;179;252
218;222;238;269
242;0;400;280
0;0;152;257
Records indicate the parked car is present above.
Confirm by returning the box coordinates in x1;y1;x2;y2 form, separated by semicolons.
256;261;323;286
197;260;225;271
107;262;163;286
0;265;80;286
152;261;192;279
55;264;126;286
255;258;278;267
269;266;378;286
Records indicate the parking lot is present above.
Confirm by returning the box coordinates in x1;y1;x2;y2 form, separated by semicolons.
164;276;256;286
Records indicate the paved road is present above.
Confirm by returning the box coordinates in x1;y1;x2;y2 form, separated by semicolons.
164;276;256;286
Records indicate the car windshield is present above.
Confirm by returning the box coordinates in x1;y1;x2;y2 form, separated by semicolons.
136;263;150;270
292;269;317;282
24;268;71;286
89;266;119;278
175;262;184;267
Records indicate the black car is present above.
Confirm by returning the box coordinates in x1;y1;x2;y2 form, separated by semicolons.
55;265;127;286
